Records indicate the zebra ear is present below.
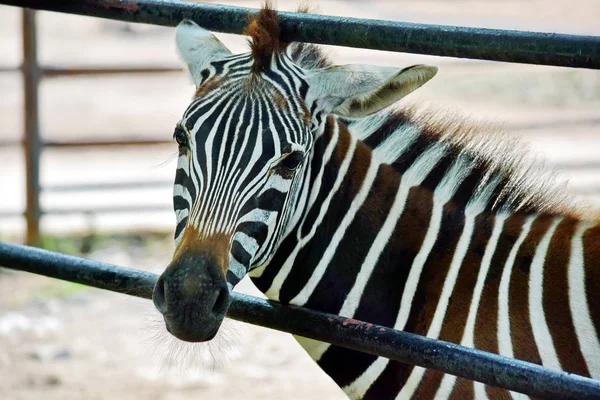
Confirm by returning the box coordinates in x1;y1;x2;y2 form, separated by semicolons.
176;20;232;86
305;64;437;118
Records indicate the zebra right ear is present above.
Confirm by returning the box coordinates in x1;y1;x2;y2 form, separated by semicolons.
175;20;232;86
305;64;437;118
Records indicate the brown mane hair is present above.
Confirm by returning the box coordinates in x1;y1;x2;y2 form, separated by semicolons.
244;1;289;74
244;2;331;73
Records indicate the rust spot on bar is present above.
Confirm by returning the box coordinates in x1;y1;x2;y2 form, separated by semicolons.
342;318;374;329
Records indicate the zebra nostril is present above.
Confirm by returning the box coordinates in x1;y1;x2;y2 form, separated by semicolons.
211;286;230;317
153;276;168;314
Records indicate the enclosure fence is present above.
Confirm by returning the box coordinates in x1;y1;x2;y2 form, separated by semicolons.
2;240;600;399
0;7;181;246
1;1;600;399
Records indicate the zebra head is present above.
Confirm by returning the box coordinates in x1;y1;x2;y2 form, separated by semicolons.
153;9;437;342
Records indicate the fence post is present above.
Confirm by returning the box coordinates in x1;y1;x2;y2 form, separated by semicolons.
22;8;41;246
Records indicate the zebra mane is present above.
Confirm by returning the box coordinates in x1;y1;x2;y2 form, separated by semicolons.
287;41;332;70
354;105;589;218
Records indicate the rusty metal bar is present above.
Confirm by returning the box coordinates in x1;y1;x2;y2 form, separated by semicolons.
22;9;41;247
0;241;599;399
41;65;183;77
1;0;600;69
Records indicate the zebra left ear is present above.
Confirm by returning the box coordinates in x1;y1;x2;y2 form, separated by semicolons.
306;64;438;118
176;20;232;86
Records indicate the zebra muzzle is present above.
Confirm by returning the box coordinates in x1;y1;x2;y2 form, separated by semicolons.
152;251;230;342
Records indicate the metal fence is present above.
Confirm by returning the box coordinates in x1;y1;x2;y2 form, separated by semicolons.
1;0;600;398
0;7;181;245
1;240;600;399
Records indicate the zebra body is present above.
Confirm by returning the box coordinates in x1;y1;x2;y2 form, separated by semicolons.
152;5;600;399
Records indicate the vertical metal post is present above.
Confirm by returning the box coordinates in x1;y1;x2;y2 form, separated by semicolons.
22;9;41;246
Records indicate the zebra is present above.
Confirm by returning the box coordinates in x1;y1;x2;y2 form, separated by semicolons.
151;4;600;399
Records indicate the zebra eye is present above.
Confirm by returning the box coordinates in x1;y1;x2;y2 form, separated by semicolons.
173;127;188;147
280;151;304;171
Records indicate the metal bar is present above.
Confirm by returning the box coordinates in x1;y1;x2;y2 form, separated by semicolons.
44;205;171;215
0;210;22;218
0;138;172;147
0;65;20;73
44;138;172;147
0;241;155;298
0;205;171;218
44;179;172;192
0;139;22;147
41;65;183;77
22;9;41;247
0;241;599;399
0;65;182;76
1;0;599;69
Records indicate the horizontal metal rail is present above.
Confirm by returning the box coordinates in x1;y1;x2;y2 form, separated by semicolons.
0;205;171;218
1;0;598;69
0;138;172;148
41;65;183;77
0;210;22;218
0;66;20;73
1;241;600;399
44;138;173;148
45;179;172;193
0;65;183;76
45;205;171;215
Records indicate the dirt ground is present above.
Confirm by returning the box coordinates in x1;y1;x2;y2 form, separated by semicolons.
1;0;600;399
0;236;348;400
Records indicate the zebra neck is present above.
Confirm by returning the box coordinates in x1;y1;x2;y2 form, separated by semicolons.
250;113;491;304
249;115;373;298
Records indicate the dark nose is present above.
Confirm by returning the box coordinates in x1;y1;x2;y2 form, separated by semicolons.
152;272;229;317
152;253;230;342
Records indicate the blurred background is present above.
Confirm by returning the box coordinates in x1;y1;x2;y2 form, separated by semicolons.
1;1;599;399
